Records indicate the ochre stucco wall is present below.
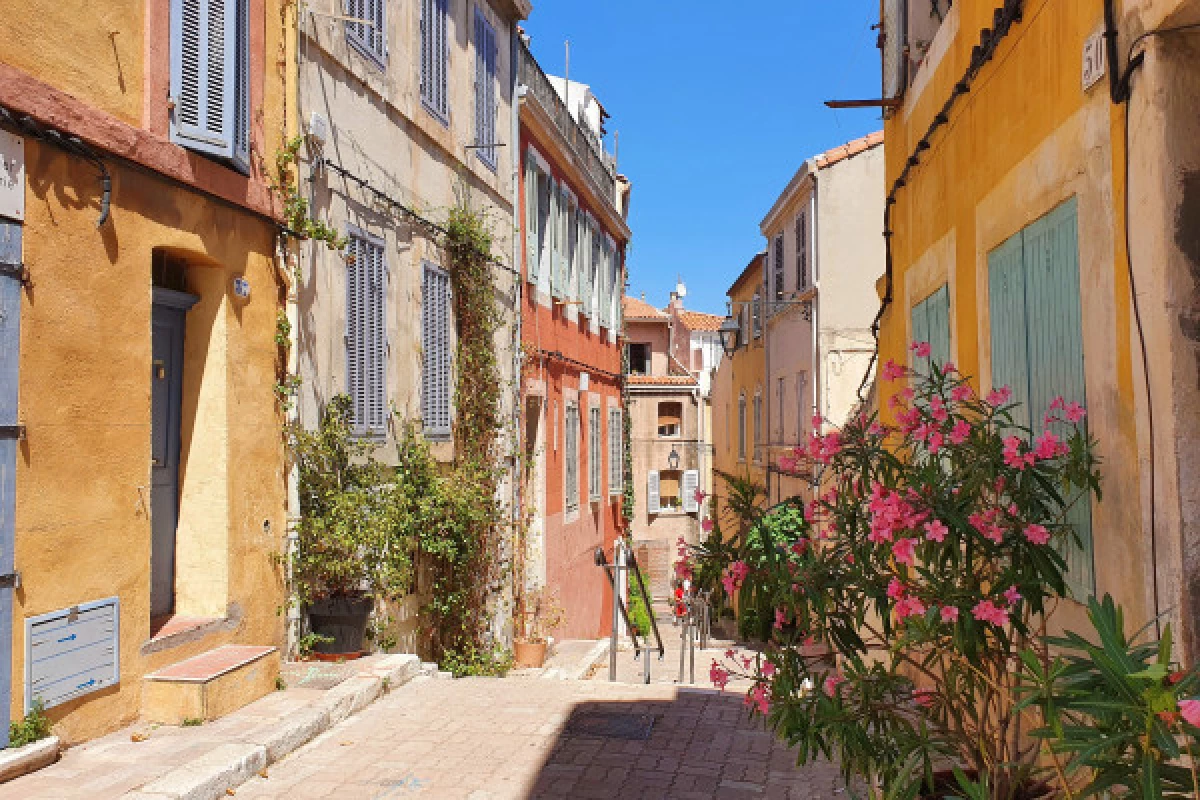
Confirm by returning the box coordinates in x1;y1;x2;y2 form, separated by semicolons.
13;144;287;745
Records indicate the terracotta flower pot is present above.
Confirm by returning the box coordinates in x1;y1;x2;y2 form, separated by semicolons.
514;640;548;668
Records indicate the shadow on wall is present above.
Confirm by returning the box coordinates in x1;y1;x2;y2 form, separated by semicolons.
522;691;852;798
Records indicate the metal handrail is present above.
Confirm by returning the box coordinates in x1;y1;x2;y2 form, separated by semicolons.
594;541;664;683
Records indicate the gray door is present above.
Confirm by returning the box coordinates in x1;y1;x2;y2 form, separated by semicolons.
150;289;196;618
0;221;22;746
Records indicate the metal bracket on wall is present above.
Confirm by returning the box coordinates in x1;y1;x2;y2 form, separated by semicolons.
0;262;27;286
0;573;19;590
0;425;25;441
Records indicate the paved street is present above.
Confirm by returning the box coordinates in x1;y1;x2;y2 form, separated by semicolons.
234;674;849;800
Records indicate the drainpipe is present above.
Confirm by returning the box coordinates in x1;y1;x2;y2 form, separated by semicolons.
810;169;821;430
509;21;525;645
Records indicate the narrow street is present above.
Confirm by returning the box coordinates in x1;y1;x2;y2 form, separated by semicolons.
232;674;847;800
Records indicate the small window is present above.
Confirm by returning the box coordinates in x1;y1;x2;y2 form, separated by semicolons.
627;343;649;376
738;394;747;461
346;231;388;436
658;469;683;511
473;8;497;170
345;0;386;67
564;403;579;512
657;402;682;438
773;234;785;303
420;0;450;124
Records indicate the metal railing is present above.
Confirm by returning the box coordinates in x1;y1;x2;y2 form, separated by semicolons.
594;541;664;683
517;40;618;205
676;588;711;685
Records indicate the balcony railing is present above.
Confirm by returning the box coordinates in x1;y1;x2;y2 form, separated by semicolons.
518;40;618;205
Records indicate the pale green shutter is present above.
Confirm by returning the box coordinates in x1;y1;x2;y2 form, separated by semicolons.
989;198;1092;596
524;158;539;284
911;284;951;369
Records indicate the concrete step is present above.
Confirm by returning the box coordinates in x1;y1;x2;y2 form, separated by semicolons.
142;645;279;725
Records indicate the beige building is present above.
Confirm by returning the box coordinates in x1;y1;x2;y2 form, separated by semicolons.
296;0;531;650
759;132;885;503
623;291;721;599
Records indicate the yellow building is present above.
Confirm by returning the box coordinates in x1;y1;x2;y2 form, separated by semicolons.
875;0;1200;654
712;253;768;516
0;0;296;743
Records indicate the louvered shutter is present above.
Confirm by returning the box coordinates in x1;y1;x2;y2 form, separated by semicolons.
882;0;906;100
524;158;539;284
591;226;604;326
346;0;385;65
366;239;387;433
548;180;562;298
608;409;622;494
421;0;448;122
578;217;592;318
647;470;661;514
796;212;808;290
589;406;602;500
737;396;746;460
773;235;784;302
566;201;578;300
565;404;579;510
170;0;248;171
682;470;700;513
474;9;497;169
345;235;366;433
422;262;452;438
345;232;387;436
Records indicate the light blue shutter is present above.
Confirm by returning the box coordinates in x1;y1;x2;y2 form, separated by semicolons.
171;0;246;168
345;235;366;433
682;471;700;513
346;0;386;66
608;409;622;493
0;223;21;744
548;181;562;299
911;284;951;369
346;233;386;435
366;239;387;433
647;470;660;514
566;202;578;300
589;406;601;500
421;0;448;122
524;158;539;284
474;9;496;168
989;198;1092;596
422;263;452;438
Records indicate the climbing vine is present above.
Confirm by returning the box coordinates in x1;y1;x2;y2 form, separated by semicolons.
621;346;635;525
272;136;346;255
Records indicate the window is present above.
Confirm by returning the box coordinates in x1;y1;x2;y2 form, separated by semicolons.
773;234;785;303
737;393;747;461
169;0;250;173
776;377;785;440
988;197;1092;595
422;261;452;438
564;402;579;511
796;212;809;290
911;285;951;368
657;470;682;512
473;8;497;169
588;405;602;501
657;402;682;438
752;293;762;338
420;0;449;124
682;470;700;514
753;392;763;462
627;343;649;376
346;231;387;436
566;197;579;301
578;214;593;317
608;409;623;494
345;0;386;66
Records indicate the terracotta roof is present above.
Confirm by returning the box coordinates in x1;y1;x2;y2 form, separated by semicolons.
622;295;667;320
627;375;698;387
815;130;884;171
678;310;724;332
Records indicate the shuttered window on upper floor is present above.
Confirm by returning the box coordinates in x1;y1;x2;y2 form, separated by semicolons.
346;231;388;436
773;234;785;303
420;0;450;124
988;197;1093;598
345;0;386;67
911;284;951;370
589;405;602;501
796;211;809;290
564;403;579;511
170;0;250;173
608;408;623;494
473;8;497;170
422;261;453;439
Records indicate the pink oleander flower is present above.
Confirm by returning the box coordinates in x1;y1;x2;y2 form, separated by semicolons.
950;419;972;445
1023;524;1050;545
812;413;824;429
1033;430;1067;460
1050;396;1065;411
868;421;886;437
924;519;949;543
988;386;1013;406
710;661;730;690
951;384;973;402
761;660;776;678
942;361;957;374
913;689;936;708
701;518;714;533
694;488;707;503
930;396;949;423
913;422;934;442
941;606;960;623
790;538;809;556
972;599;1010;627
911;341;932;358
894;595;927;622
774;607;788;630
1003;436;1029;471
722;561;750;595
887;578;907;600
823;672;845;697
1065;401;1086;423
1003;586;1023;606
778;455;797;472
928;431;944;454
747;684;770;715
1180;699;1200;728
882;359;906;382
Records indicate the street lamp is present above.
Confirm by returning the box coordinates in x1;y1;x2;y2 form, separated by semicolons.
718;315;741;356
667;447;681;471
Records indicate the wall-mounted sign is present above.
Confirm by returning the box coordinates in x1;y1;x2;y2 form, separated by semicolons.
232;276;251;299
1082;32;1108;93
0;131;24;223
26;597;120;712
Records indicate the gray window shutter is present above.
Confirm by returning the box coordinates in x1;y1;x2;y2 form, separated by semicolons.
524;158;540;284
589;406;601;500
773;235;784;302
366;239;387;433
608;409;622;494
422;262;452;438
345;231;387;436
682;470;700;513
738;396;746;459
170;0;248;171
421;0;449;122
345;235;365;432
796;212;808;290
565;404;579;510
346;0;386;66
566;202;578;299
647;470;660;514
474;9;497;169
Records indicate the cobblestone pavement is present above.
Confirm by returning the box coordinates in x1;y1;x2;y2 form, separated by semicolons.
235;674;850;800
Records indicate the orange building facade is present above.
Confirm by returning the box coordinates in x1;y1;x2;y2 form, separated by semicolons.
516;40;631;640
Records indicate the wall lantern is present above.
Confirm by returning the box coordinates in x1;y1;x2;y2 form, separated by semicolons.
667;447;681;471
717;315;741;356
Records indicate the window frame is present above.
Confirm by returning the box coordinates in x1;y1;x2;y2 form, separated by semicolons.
345;228;389;437
420;0;450;126
588;404;602;502
564;401;580;512
608;408;623;495
345;0;387;68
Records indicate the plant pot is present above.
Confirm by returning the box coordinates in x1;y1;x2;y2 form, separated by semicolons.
306;594;374;656
513;640;548;668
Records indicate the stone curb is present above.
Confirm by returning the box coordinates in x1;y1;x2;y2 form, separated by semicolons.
0;735;60;783
122;653;426;800
564;639;610;681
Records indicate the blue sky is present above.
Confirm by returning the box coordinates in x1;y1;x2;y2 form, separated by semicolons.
523;2;884;317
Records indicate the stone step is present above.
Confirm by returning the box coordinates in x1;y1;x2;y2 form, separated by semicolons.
142;645;279;725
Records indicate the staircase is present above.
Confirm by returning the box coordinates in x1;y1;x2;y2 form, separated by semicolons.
142;645;279;725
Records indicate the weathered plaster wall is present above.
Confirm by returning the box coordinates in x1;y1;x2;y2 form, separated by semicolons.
14;146;287;744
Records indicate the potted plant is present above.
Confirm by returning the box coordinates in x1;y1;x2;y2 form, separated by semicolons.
514;588;564;668
288;396;413;658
